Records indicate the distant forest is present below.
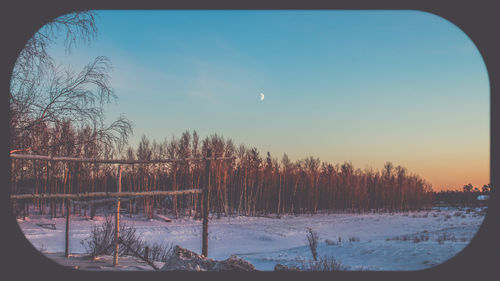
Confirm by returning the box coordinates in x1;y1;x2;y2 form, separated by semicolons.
433;183;491;207
11;121;435;218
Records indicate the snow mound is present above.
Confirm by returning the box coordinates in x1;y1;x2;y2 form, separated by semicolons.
161;245;255;271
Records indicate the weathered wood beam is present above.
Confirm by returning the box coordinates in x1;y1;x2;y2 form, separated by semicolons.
113;165;122;266
65;199;70;257
10;153;235;164
10;189;203;200
70;196;140;205
202;149;211;257
70;197;119;205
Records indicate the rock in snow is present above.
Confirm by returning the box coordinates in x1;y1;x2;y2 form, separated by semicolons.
161;246;255;271
274;264;301;271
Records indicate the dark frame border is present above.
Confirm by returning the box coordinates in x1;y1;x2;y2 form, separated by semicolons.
1;1;498;281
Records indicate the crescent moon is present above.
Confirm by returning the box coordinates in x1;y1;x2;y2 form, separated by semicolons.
260;93;265;101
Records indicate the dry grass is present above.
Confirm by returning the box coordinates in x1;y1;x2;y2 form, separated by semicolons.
306;228;319;261
80;215;173;262
436;233;457;244
348;236;360;242
386;232;429;243
301;256;348;271
325;239;339;246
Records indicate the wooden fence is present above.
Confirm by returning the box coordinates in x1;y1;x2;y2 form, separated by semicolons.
10;189;202;200
10;149;230;267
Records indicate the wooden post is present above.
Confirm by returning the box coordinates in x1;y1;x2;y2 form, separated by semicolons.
202;149;211;257
113;165;122;266
65;199;70;257
118;238;159;270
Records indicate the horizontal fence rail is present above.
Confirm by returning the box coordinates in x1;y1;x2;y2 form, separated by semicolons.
10;189;202;200
69;196;142;205
10;153;235;164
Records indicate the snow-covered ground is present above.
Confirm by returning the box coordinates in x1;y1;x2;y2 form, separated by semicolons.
17;207;486;271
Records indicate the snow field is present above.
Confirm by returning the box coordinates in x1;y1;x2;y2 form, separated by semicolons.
17;207;486;271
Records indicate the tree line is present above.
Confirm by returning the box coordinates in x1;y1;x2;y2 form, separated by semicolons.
11;128;434;219
433;184;491;206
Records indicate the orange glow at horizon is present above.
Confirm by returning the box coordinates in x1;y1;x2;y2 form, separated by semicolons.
413;163;490;192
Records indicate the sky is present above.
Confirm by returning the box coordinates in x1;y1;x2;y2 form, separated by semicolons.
44;10;489;191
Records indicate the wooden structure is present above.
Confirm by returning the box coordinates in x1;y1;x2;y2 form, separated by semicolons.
10;189;203;200
114;165;121;266
202;149;211;257
10;150;231;265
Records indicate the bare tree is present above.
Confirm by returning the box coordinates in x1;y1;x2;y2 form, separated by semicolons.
306;228;319;261
10;11;132;154
11;11;97;95
11;11;98;125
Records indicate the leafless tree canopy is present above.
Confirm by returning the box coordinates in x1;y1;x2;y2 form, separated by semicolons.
11;11;97;93
10;11;132;156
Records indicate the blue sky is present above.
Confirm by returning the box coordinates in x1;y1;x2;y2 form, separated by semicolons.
46;10;489;190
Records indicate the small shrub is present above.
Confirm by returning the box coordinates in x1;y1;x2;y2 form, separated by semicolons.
454;212;462;217
81;215;116;258
387;235;402;241
302;256;347;271
413;234;429;243
306;228;319;261
142;242;173;262
436;232;456;244
325;239;338;246
401;235;411;241
81;215;173;262
445;214;452;219
348;236;360;242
